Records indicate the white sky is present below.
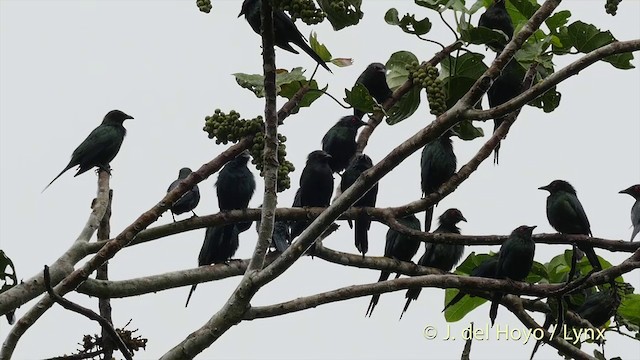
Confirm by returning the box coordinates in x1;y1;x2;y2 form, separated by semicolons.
1;0;639;359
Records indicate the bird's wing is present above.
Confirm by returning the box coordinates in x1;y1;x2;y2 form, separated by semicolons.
384;229;396;257
71;125;124;171
566;195;592;235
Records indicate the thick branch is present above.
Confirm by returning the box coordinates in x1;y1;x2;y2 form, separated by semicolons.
95;190;114;359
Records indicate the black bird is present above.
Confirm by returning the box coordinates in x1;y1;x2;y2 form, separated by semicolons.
239;0;331;72
486;58;524;164
574;290;619;328
255;205;291;252
340;154;378;257
167;167;200;222
185;224;242;307
322;116;368;173
489;225;536;326
290;151;334;253
478;0;514;52
539;180;601;280
354;63;392;119
401;208;467;319
43;110;133;191
619;184;640;242
365;214;422;317
216;151;256;238
443;256;499;312
421;129;457;232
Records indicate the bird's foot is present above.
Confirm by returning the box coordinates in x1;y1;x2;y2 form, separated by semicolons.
96;165;112;175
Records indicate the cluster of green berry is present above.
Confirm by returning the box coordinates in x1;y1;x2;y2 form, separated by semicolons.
604;0;621;15
196;0;212;13
273;0;325;25
407;62;447;116
203;109;294;192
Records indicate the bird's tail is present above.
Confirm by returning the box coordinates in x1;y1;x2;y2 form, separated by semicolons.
400;287;422;320
631;225;639;242
443;290;467;312
272;221;291;252
493;118;503;165
42;164;74;193
354;217;370;257
581;245;602;272
529;314;554;360
366;271;390;317
296;38;332;73
185;284;198;307
424;206;434;232
489;292;503;327
5;310;15;325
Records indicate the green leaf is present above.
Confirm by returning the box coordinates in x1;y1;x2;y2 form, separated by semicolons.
526;261;549;283
461;25;510;47
385;51;421;124
384;8;432;35
309;31;332;62
444;290;488;322
453;120;484;140
545;10;571;32
316;0;363;31
567;21;635;69
279;80;326;114
619;294;640;327
344;83;377;114
233;67;307;98
440;52;488;110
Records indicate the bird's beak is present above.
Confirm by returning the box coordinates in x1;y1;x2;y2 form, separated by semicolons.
460;215;467;222
324;153;333;159
126;115;134;120
528;225;537;231
538;185;549;191
619;187;631;195
238;9;244;17
359;119;368;127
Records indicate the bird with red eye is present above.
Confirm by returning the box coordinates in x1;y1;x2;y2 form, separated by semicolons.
321;115;368;173
619;184;640;242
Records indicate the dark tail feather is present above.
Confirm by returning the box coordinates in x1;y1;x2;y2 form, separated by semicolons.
493;142;501;165
42;164;74;193
400;288;421;320
354;218;369;257
443;290;466;312
489;293;502;327
272;221;290;252
530;315;554;360
185;284;198;307
567;245;580;281
366;271;390;317
5;310;15;325
296;40;332;73
580;245;602;272
424;206;434;232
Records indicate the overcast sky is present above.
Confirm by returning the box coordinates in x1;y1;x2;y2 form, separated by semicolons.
1;0;639;359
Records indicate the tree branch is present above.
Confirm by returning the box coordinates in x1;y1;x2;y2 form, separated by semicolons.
95;190;114;359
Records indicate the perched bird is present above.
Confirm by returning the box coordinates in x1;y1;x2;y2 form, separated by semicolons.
365;214;422;317
443;256;499;312
478;0;514;52
239;0;331;72
401;208;467;319
489;225;536;326
574;290;619;328
185;224;242;307
340;154;378;257
255;205;291;252
167;167;200;222
619;184;640;242
216;151;256;239
421;129;457;232
322;116;368;173
43;110;133;191
354;63;392;119
539;180;601;280
486;59;523;164
290;151;334;252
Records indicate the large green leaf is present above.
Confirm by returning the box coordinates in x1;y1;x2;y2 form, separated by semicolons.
545;10;571;32
316;0;363;31
233;67;307;98
309;31;332;62
385;51;422;124
440;52;487;111
566;21;635;69
344;83;377;115
279;80;327;114
453;120;484;140
618;294;640;327
444;290;488;322
384;8;432;35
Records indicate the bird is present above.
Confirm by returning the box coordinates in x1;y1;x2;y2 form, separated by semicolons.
443;256;499;312
486;58;524;164
353;63;392;119
574;289;619;328
340;154;378;257
401;208;467;319
185;224;242;307
216;150;256;239
619;184;640;241
421;129;457;232
238;0;331;72
539;180;601;280
290;151;334;253
365;214;422;317
489;225;536;326
255;205;291;252
322;116;368;173
167;167;200;222
43;110;133;191
478;0;514;52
